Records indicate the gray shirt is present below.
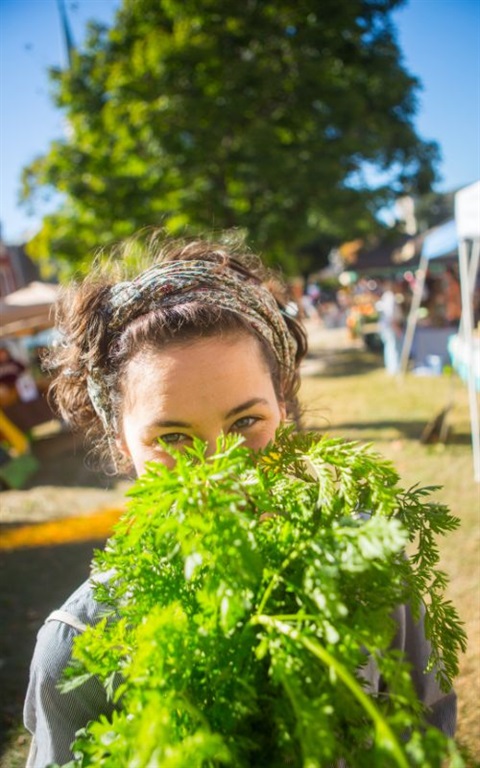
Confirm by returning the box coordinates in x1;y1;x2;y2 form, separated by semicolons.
24;572;115;768
24;575;457;767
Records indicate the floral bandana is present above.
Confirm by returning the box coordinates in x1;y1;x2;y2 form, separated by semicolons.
86;259;297;431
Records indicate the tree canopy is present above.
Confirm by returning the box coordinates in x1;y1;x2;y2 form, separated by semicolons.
22;0;440;274
414;190;455;233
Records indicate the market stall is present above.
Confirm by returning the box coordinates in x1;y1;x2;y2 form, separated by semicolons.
455;181;480;481
399;219;458;372
0;281;59;339
0;282;60;485
399;181;480;481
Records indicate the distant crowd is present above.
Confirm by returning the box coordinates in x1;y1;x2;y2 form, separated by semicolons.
290;264;479;375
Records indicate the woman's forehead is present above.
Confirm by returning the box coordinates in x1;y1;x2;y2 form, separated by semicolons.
126;330;266;371
121;334;275;413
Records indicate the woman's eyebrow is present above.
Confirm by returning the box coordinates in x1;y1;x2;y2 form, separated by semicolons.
143;419;191;433
225;398;269;419
141;399;269;435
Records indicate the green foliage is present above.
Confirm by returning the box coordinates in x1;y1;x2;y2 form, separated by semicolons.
413;191;455;233
22;0;440;275
59;430;465;767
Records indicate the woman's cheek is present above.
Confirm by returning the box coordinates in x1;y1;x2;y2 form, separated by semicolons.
149;447;177;470
245;424;279;452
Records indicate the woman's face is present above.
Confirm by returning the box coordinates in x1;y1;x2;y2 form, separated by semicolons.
119;333;286;475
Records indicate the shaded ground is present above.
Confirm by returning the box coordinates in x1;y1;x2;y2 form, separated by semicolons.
1;429;128;524
0;433;128;762
0;540;106;746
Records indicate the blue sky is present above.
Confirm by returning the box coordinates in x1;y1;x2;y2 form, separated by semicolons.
0;0;479;244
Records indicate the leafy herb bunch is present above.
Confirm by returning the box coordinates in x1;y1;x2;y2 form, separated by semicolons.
64;430;466;767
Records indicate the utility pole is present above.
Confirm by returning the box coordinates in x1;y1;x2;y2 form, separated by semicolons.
56;0;75;69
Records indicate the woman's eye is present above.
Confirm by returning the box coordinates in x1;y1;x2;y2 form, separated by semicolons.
231;416;259;431
157;433;190;446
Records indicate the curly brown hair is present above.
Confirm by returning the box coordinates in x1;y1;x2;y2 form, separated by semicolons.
46;232;308;472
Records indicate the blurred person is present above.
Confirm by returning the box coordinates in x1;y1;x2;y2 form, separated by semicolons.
375;279;404;374
0;346;25;406
442;267;462;327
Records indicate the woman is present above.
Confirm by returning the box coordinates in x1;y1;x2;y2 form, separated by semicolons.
24;234;456;767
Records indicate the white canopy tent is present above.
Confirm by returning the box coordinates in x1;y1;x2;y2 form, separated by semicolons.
399;181;480;481
399;220;458;373
0;281;59;339
456;182;480;482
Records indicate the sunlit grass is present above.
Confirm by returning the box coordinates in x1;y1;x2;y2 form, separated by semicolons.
300;344;479;762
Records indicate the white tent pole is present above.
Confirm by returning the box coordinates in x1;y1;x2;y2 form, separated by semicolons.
458;239;479;338
458;238;480;482
469;238;480;303
399;254;428;374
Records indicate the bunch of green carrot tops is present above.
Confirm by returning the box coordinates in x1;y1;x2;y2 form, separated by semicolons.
59;429;466;767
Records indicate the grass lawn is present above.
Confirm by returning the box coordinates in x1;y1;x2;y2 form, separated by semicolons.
300;327;479;763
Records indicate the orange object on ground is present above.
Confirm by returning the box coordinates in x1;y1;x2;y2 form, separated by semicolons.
0;507;124;551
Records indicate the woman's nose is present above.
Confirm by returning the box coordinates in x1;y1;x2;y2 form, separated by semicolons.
204;430;225;457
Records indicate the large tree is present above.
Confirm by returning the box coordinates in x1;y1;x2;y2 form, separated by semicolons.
22;0;439;273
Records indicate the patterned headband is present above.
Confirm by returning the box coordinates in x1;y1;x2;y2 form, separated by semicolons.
86;259;298;431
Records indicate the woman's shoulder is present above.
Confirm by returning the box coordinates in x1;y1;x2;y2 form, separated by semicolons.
31;570;114;673
52;568;114;629
24;570;117;761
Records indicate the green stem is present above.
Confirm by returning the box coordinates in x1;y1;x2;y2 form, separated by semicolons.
254;615;410;768
256;541;308;616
